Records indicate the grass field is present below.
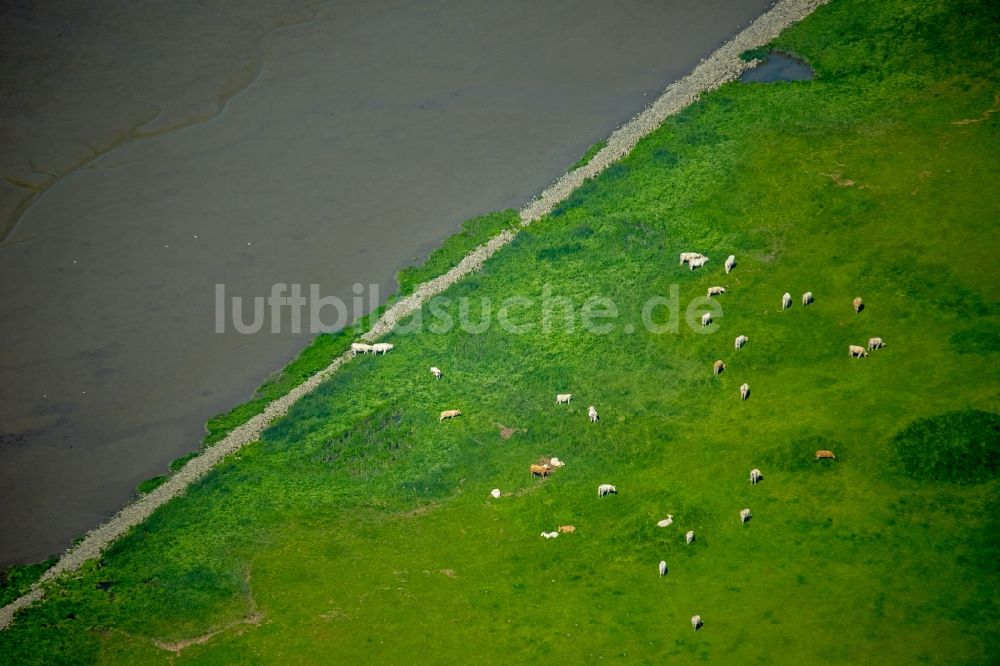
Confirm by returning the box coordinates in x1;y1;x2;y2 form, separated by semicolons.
2;0;998;662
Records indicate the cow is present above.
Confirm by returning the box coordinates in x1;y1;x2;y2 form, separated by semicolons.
598;484;617;497
556;393;572;404
802;291;814;306
701;312;713;327
725;255;736;274
588;406;599;423
692;615;703;631
351;342;373;354
713;360;726;375
782;292;792;310
707;286;726;297
750;468;762;485
372;342;394;355
679;252;706;266
853;297;864;313
686;530;695;544
815;450;836;460
735;335;748;350
530;464;551;477
559;525;576;533
657;515;674;527
868;337;885;350
689;256;709;270
849;345;868;358
659;560;668;577
549;458;566;468
430;366;442;379
541;531;559;539
740;383;750;401
439;409;462;421
740;508;752;524
490;488;501;498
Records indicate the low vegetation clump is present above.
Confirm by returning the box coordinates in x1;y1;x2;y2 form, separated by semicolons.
569;139;608;171
2;0;998;662
135;475;168;495
395;209;521;295
0;559;56;608
890;410;1000;484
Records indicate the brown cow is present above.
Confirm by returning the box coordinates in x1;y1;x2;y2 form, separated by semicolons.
530;464;551;477
815;450;836;460
713;359;726;375
439;409;462;421
558;525;576;533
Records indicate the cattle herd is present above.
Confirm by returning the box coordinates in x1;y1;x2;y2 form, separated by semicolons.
350;342;394;355
348;248;886;632
688;251;885;423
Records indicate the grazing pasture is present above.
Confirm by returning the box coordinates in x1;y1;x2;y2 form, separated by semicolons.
1;0;998;662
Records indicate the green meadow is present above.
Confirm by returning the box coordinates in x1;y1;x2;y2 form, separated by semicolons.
2;0;998;662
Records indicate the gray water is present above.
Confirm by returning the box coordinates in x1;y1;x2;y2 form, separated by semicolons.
741;51;815;82
0;0;774;566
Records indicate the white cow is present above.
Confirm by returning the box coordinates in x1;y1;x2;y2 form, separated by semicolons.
371;342;394;355
750;468;762;485
849;345;868;358
549;457;566;468
588;406;599;423
659;560;668;577
782;292;792;310
692;615;703;631
735;335;748;350
430;366;442;379
657;515;674;528
701;312;713;327
713;359;726;375
686;530;695;544
868;337;885;350
725;255;736;274
740;508;752;523
740;383;750;401
490;488;501;499
679;251;701;265
802;291;814;306
598;484;617;497
541;531;559;539
351;342;373;354
556;393;572;404
688;256;709;270
707;286;726;297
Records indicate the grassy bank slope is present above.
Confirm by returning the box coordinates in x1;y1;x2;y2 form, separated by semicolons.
200;209;520;451
3;0;998;662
